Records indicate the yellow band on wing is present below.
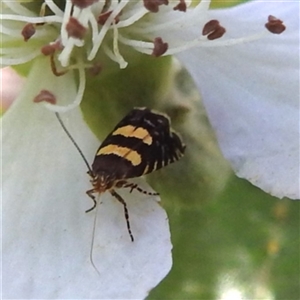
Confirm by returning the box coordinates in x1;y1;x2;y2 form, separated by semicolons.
97;145;142;166
112;125;152;145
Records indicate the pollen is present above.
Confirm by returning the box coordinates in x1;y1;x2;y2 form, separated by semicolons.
265;15;286;34
173;0;187;12
33;90;57;105
202;20;226;41
143;0;169;13
41;41;63;56
21;23;36;42
66;17;87;39
152;37;168;57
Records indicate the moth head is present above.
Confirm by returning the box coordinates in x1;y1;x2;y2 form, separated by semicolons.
91;171;117;192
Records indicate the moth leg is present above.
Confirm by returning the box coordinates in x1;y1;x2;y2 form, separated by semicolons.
118;181;160;196
110;189;134;242
86;189;97;213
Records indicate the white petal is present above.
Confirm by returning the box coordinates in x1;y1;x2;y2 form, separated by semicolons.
2;59;172;298
176;1;299;199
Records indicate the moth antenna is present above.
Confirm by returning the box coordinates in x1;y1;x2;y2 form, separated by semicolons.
90;196;101;276
55;112;93;175
55;112;100;275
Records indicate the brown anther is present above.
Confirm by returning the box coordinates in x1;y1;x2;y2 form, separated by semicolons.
173;0;187;12
21;23;36;41
89;63;102;76
202;20;226;40
152;37;168;57
41;44;56;56
143;0;169;13
50;54;68;77
98;10;120;25
41;41;63;56
265;15;286;34
66;17;87;39
71;0;97;9
33;90;57;105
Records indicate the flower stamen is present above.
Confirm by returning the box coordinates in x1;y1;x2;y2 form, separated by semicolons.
130;0;209;35
88;63;102;76
0;13;62;24
41;40;64;56
21;23;36;41
88;0;129;61
43;60;86;113
98;10;121;26
60;0;73;47
50;54;69;77
143;0;169;13
41;41;68;76
1;49;41;66
33;90;57;105
114;7;148;29
152;37;168;57
265;15;286;34
202;20;226;40
112;22;128;68
66;17;87;39
173;0;187;12
3;1;35;17
44;0;64;17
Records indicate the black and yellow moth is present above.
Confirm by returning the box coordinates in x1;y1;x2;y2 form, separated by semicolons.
87;107;185;241
57;107;185;241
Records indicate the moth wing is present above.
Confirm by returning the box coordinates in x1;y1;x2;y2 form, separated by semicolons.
117;108;185;177
93;107;185;179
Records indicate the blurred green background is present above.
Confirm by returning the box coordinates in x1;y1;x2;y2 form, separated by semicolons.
148;175;300;299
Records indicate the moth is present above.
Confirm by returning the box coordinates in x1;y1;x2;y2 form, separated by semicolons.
57;107;185;241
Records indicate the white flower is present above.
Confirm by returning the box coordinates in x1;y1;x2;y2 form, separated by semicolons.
2;0;298;199
1;0;299;298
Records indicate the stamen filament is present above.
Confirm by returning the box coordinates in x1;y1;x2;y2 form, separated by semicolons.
118;34;155;49
1;50;41;67
112;22;128;68
103;45;122;64
87;10;99;42
2;1;35;17
59;36;85;67
115;7;148;29
0;14;62;24
0;25;26;36
88;0;129;61
120;30;270;57
45;0;64;17
44;61;86;113
60;0;73;46
132;0;210;34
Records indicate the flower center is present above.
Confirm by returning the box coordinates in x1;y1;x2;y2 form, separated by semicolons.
1;0;286;112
